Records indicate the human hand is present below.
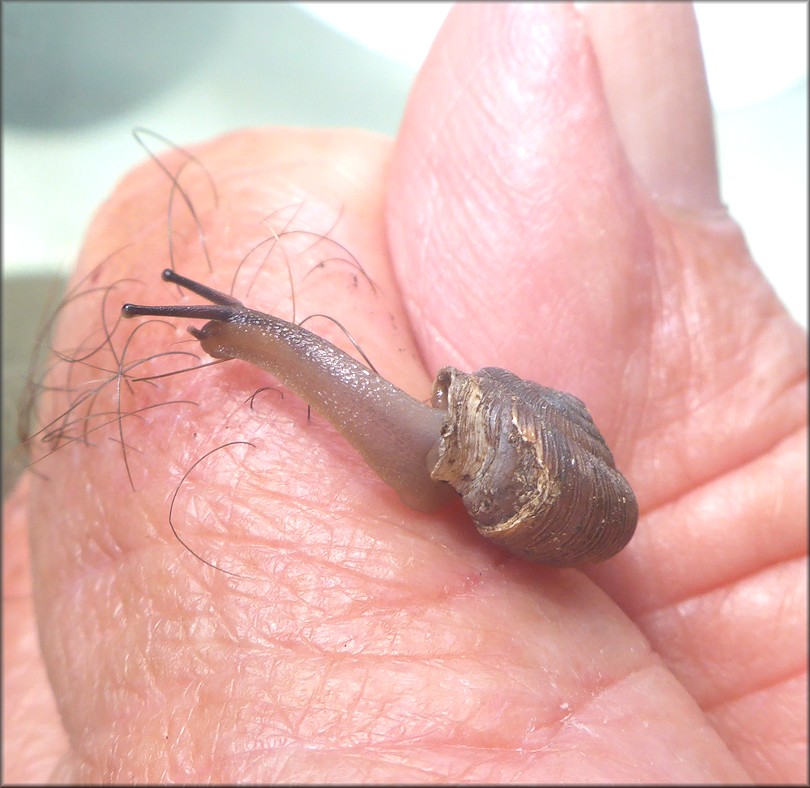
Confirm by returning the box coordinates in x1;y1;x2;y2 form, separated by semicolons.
5;4;806;783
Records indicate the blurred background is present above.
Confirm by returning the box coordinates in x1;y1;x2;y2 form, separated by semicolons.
2;2;807;487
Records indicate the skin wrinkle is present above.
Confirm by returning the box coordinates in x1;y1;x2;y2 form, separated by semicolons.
638;556;806;709
706;672;806;774
271;660;541;750
683;292;800;429
635;337;805;517
597;424;808;620
631;538;804;634
705;666;807;720
680;373;807;478
235;568;481;659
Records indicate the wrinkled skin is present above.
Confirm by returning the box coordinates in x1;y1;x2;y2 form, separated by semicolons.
4;4;806;783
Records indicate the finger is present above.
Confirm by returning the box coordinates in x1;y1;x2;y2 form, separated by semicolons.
387;2;654;447
21;128;747;782
580;2;721;211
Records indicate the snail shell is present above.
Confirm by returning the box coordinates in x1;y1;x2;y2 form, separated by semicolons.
429;367;637;566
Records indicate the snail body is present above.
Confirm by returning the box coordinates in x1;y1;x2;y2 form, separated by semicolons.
122;270;637;566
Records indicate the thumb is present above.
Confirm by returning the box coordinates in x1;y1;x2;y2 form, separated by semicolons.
580;2;721;212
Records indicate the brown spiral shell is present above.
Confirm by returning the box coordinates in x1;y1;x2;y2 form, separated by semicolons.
428;367;638;566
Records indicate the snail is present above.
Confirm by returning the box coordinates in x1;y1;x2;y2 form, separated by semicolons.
122;269;638;566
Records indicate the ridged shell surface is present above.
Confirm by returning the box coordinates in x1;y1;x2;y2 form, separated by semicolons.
429;367;637;566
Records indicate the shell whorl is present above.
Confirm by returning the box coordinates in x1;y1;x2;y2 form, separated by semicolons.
428;367;638;566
